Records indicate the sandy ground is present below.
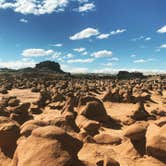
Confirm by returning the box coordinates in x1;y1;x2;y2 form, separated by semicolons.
0;88;165;166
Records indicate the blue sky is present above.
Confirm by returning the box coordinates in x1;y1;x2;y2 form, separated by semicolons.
0;0;166;73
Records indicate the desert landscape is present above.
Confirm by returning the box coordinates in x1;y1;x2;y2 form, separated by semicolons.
0;0;166;165
0;61;165;166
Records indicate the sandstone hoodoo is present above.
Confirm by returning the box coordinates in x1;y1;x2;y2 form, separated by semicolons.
12;126;83;166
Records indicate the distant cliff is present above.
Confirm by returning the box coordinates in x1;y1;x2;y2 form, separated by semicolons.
35;61;65;73
117;71;144;79
0;61;67;74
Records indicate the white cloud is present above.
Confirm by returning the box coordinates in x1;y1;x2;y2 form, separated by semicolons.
130;54;136;58
0;59;36;69
73;47;86;52
134;58;153;63
134;59;146;63
0;0;97;15
57;57;64;62
104;63;112;67
110;29;126;35
91;50;112;58
131;36;144;41
19;18;28;23
82;51;88;55
78;3;95;12
109;57;119;61
145;37;151;41
66;53;74;58
157;25;166;33
22;48;54;57
0;0;69;15
67;58;94;63
132;36;151;42
51;43;63;47
70;27;99;40
160;44;166;48
62;66;88;73
97;33;110;39
70;67;88;73
93;68;115;74
51;52;62;59
77;0;89;3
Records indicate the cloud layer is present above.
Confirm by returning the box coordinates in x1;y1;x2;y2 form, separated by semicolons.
22;48;54;57
0;0;96;15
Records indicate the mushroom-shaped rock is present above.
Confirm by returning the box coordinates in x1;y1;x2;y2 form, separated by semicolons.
20;120;49;137
8;98;20;107
83;120;100;135
102;90;113;102
12;126;83;166
146;124;166;160
96;155;120;166
154;117;166;127
80;101;108;122
0;87;8;94
78;96;101;107
124;122;148;141
29;105;42;114
94;133;122;145
9;103;32;125
0;117;20;157
130;103;149;120
76;115;100;136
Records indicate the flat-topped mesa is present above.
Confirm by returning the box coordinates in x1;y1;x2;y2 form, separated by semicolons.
35;61;65;73
117;71;144;79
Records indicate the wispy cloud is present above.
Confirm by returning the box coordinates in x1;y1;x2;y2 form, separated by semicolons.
82;51;88;55
96;29;126;40
65;53;75;58
133;58;153;63
145;37;151;41
157;25;166;33
91;50;112;58
130;54;136;58
97;33;110;39
51;43;63;47
22;48;55;57
73;47;86;52
160;44;166;48
104;63;113;67
109;57;119;61
70;27;99;40
51;52;62;59
77;3;95;12
131;36;151;42
110;29;126;35
67;58;94;63
19;18;28;23
77;0;89;4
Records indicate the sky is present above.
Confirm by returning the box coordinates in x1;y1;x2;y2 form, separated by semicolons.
0;0;166;74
